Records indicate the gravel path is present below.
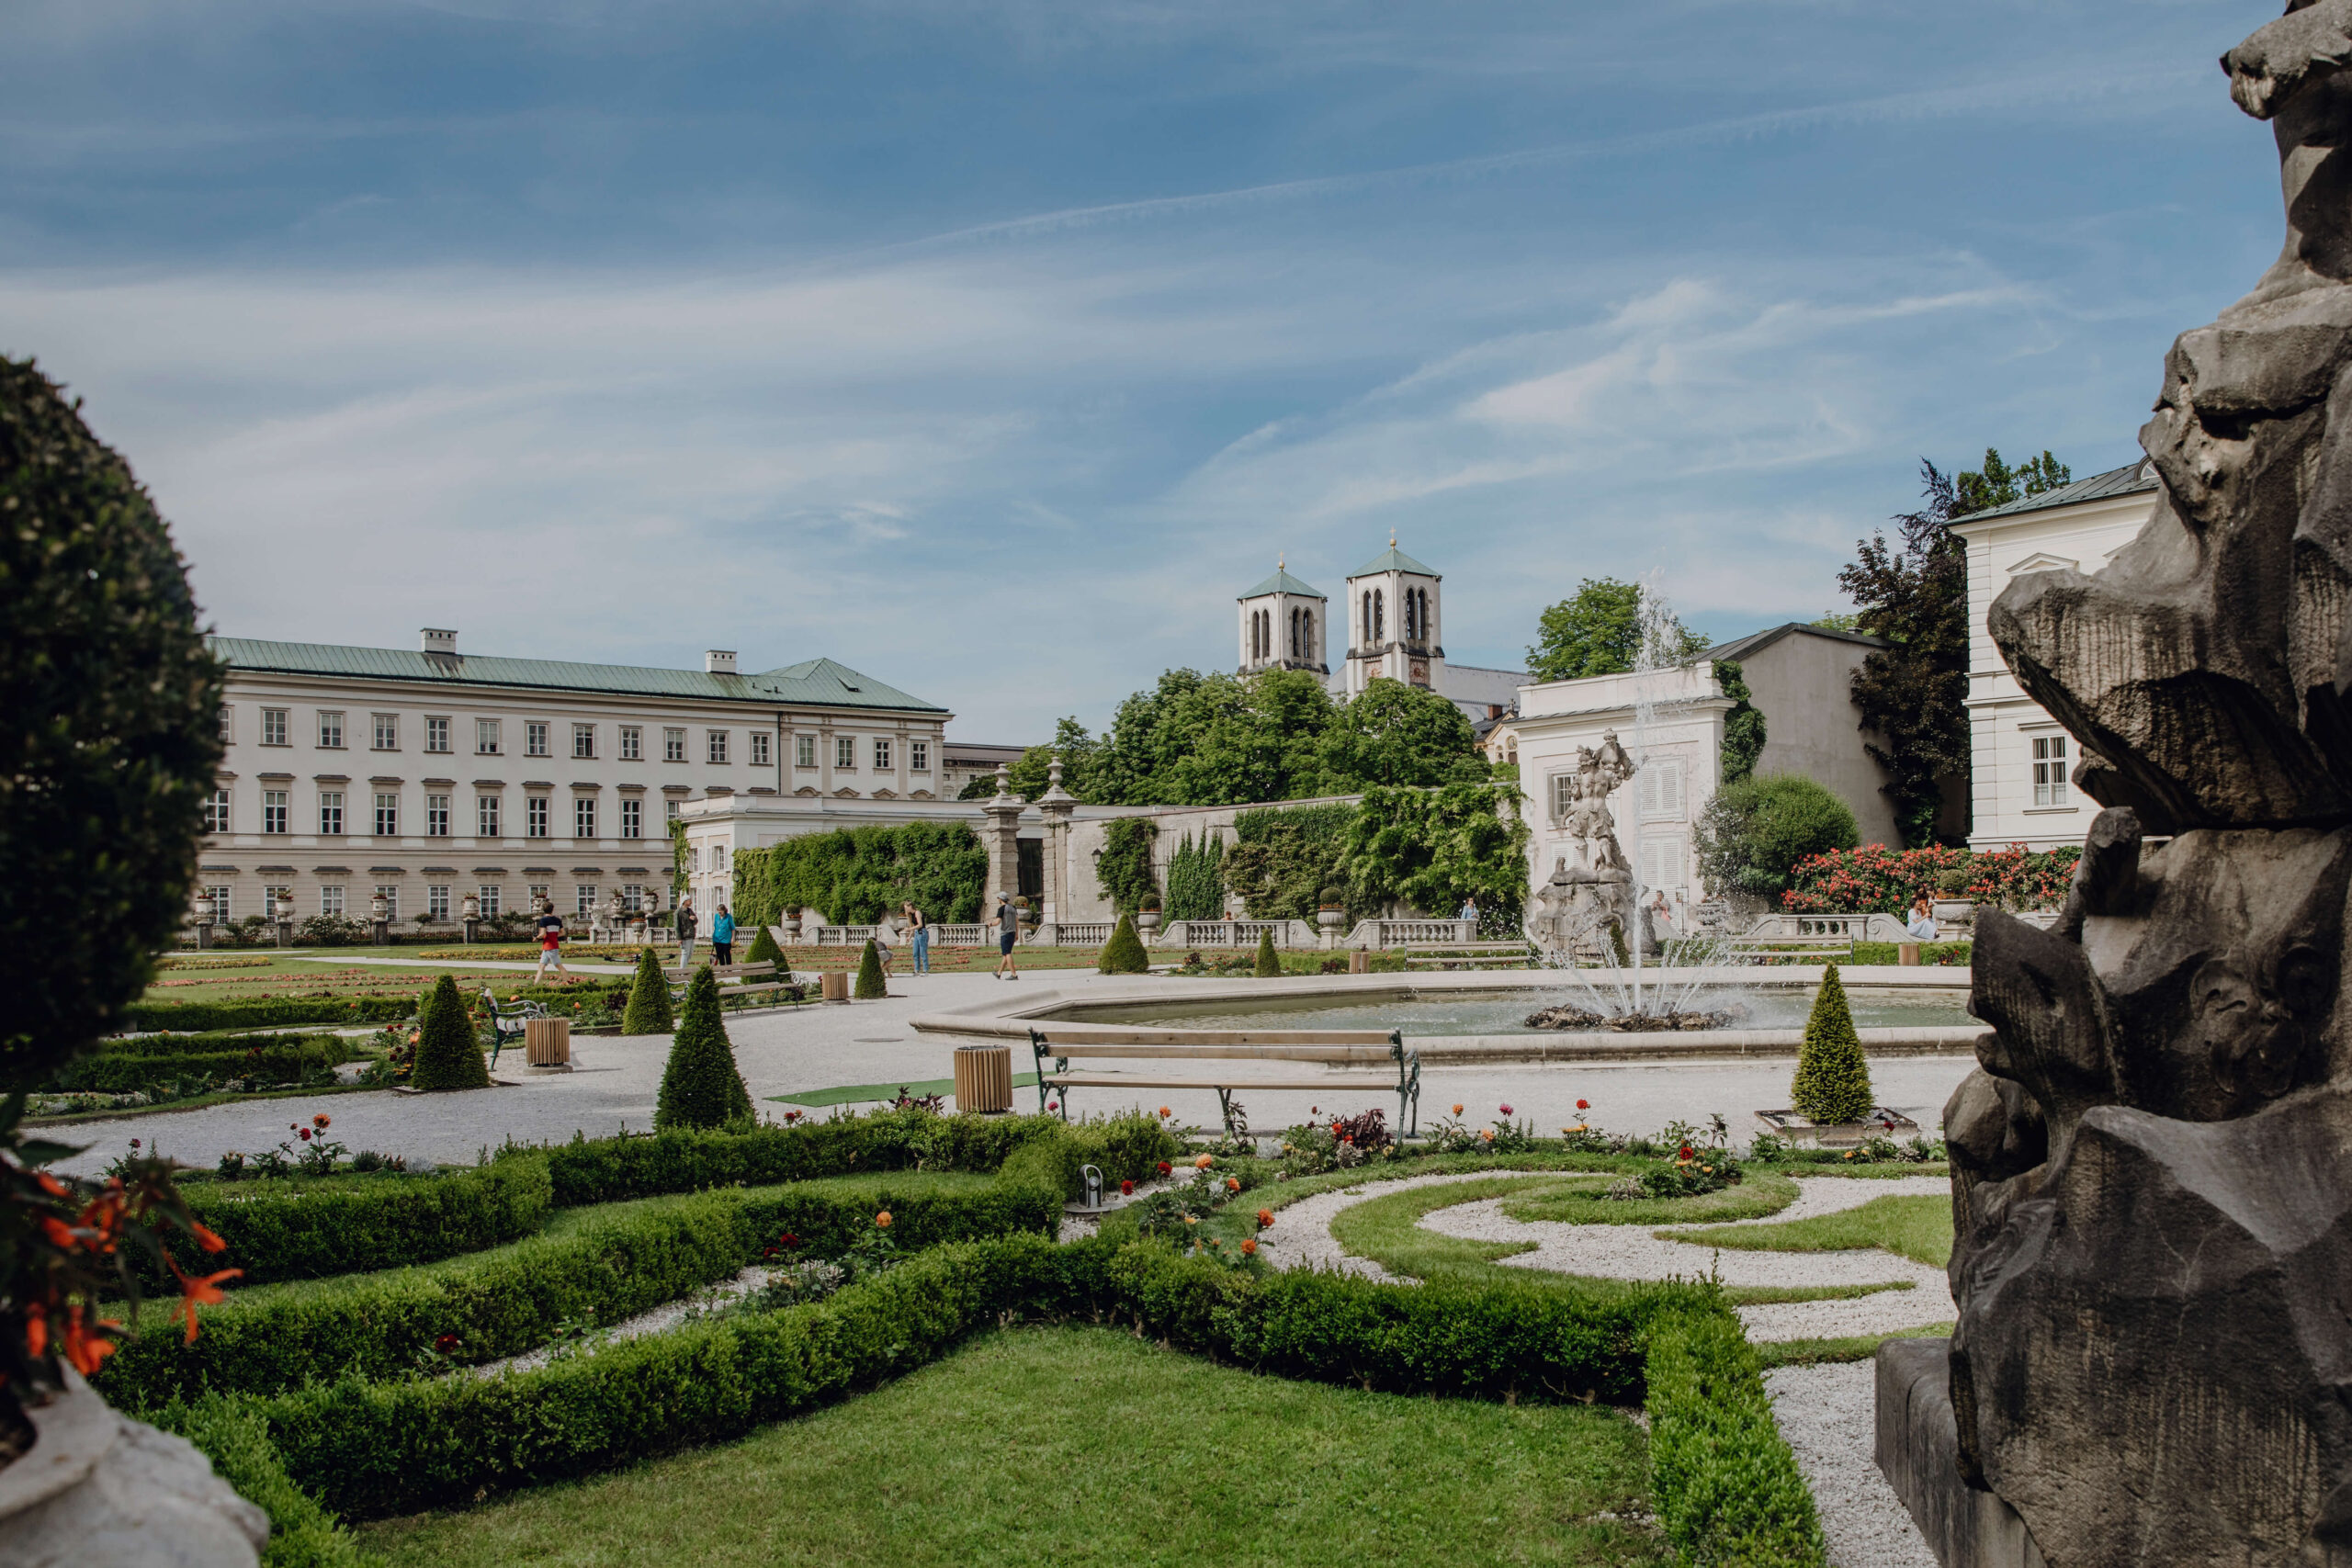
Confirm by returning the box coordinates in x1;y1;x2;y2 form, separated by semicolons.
468;1264;784;1379
1766;1361;1939;1568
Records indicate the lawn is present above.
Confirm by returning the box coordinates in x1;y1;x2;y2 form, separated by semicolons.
1670;1192;1953;1269
360;1325;1668;1568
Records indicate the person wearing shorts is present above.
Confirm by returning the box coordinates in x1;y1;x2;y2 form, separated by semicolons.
536;906;567;980
711;905;735;966
987;892;1019;981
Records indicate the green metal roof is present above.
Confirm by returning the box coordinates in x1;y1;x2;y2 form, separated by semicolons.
1944;460;2156;524
1238;566;1326;601
1350;543;1440;579
208;637;948;714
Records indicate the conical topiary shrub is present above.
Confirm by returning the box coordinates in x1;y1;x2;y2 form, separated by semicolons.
411;973;490;1090
656;966;752;1130
1099;912;1149;975
622;945;673;1034
1790;964;1874;1125
854;937;887;999
744;921;785;975
1253;927;1281;977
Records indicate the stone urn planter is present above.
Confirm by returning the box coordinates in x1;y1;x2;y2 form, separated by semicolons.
1753;1107;1919;1149
780;908;801;942
1929;898;1975;931
1136;908;1161;940
1317;905;1345;949
0;1372;268;1567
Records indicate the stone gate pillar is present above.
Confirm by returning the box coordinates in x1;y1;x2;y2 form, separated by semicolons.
1035;755;1076;944
980;763;1024;927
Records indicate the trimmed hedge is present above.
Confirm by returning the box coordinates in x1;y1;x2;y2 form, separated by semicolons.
46;1035;359;1094
101;1175;1062;1411
124;996;413;1032
621;946;673;1034
410;973;488;1091
146;1161;553;1290
655;967;752;1129
1791;964;1872;1124
1098;912;1149;974
1645;1307;1826;1565
854;938;887;998
1850;940;1972;966
150;1395;375;1568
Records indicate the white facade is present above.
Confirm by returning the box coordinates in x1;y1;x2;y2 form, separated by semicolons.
1236;562;1330;678
1343;539;1446;700
1511;663;1731;918
199;631;952;928
1950;462;2160;851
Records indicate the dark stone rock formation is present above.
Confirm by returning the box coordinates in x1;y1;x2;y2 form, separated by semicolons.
1878;7;2352;1563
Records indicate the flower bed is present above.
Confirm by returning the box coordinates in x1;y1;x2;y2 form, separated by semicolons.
1781;841;2078;916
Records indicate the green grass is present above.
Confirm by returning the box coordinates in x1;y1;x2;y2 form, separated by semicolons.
1756;1322;1953;1369
359;1325;1669;1568
1500;1172;1800;1227
1670;1192;1953;1269
771;1074;1041;1108
1320;1173;1905;1306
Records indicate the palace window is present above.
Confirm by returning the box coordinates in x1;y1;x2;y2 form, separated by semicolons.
526;721;549;758
262;708;288;747
319;885;345;916
373;792;399;836
874;738;892;771
477;794;501;838
573;724;596;760
425;794;450;837
576;884;597;915
319;791;345;835
372;714;398;750
425;716;451;753
219;705;234;742
1550;773;1577;819
1638;760;1684;819
203;788;231;834
375;886;399;919
2033;735;2069;807
574;796;596;840
526;796;549;838
428;884;450;919
835;735;855;771
527;883;549;908
619;726;642;761
664;728;686;761
796;734;817;768
204;886;231;922
751;731;772;766
476;719;500;755
477;886;502;918
623;884;645;912
263;790;288;835
707;730;729;764
620;797;642;839
910;741;929;772
317;712;345;750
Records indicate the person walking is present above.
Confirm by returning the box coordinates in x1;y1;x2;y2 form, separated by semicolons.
676;896;699;967
535;902;569;983
986;890;1020;981
903;901;929;976
711;904;736;966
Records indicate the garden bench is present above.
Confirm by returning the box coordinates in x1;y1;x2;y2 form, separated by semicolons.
479;985;548;1070
662;959;795;1003
1402;942;1539;970
1027;1028;1420;1138
1723;938;1855;963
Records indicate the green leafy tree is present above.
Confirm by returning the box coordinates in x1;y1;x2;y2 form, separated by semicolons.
1789;964;1874;1124
1224;803;1356;920
1098;913;1150;975
621;947;673;1034
411;974;489;1090
2;357;222;1089
1695;775;1860;900
1715;660;1767;786
1342;783;1532;926
1527;578;1707;683
854;938;888;999
1844;449;2069;847
1095;818;1159;913
1812;611;1861;633
656;967;752;1130
1319;680;1486;788
1252;927;1281;977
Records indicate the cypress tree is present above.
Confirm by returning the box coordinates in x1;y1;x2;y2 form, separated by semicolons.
621;945;673;1034
1790;964;1875;1124
743;921;785;974
411;973;490;1090
656;966;752;1130
1099;912;1149;975
854;937;888;998
1253;927;1281;977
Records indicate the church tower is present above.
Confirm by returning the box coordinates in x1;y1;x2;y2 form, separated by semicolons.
1344;532;1444;698
1236;558;1329;678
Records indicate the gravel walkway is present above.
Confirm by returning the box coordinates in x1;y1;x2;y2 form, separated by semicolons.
1766;1361;1939;1568
467;1264;783;1379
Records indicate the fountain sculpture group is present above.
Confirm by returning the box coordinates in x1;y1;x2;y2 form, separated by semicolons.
1877;6;2352;1563
1529;729;1646;956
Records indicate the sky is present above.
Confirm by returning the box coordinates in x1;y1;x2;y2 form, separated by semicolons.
0;0;2289;739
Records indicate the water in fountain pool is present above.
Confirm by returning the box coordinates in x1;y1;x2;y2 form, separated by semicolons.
1068;989;1972;1036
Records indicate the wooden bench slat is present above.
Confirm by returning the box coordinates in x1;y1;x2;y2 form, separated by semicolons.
1037;1043;1388;1061
1032;1028;1396;1046
1046;1074;1406;1091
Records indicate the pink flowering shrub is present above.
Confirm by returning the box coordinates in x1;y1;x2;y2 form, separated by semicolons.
1781;842;2079;916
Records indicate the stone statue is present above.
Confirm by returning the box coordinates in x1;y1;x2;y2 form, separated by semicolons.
1531;729;1646;955
1879;9;2352;1564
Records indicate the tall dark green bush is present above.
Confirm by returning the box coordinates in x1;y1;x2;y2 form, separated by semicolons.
1252;927;1280;977
622;947;673;1034
854;939;887;999
1096;818;1159;913
1098;913;1149;975
656;968;752;1130
1;355;223;1089
1226;802;1357;919
1164;831;1227;921
1342;783;1531;928
1790;964;1873;1124
1714;659;1768;787
1695;773;1860;901
410;974;488;1091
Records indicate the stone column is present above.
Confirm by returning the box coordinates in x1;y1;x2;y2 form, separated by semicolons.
979;763;1024;929
1035;755;1077;944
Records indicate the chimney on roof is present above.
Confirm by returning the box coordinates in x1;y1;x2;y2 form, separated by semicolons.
705;649;738;675
421;628;457;655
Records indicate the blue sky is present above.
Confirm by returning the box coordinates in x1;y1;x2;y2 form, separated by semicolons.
1;1;2284;739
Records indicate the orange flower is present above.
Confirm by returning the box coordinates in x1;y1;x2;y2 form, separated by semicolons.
190;1223;228;1255
1452;1103;1464;1116
35;1173;67;1200
23;1303;46;1359
1256;1208;1274;1229
876;1211;893;1228
1183;1214;1197;1225
40;1216;77;1249
60;1308;121;1374
313;1113;332;1129
1193;1155;1213;1169
1225;1177;1239;1193
1240;1237;1258;1257
1158;1106;1171;1119
167;1257;244;1346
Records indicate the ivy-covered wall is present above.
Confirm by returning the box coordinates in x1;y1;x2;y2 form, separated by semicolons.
731;823;988;926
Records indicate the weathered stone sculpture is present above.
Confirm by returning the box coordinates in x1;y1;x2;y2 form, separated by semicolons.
1880;7;2352;1564
1529;730;1647;955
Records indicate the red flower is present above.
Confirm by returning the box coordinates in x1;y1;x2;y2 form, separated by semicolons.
1499;1103;1513;1116
1576;1099;1590;1110
1156;1161;1171;1177
1679;1145;1695;1159
298;1127;312;1141
1119;1179;1135;1196
129;1138;141;1150
435;1333;462;1353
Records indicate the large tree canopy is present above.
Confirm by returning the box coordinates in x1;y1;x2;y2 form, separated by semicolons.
1838;447;2068;847
1526;577;1707;683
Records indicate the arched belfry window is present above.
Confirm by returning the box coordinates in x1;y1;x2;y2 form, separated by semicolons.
1361;592;1372;648
1302;610;1313;657
1374;590;1385;644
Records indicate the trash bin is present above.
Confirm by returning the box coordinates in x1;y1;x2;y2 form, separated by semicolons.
953;1044;1013;1113
525;1016;571;1070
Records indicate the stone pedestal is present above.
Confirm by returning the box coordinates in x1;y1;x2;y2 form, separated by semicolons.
1875;1339;2046;1568
1317;908;1343;949
979;763;1024;917
1037;755;1076;933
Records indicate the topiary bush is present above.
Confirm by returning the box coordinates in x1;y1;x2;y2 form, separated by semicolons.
410;974;489;1091
1098;913;1149;975
742;922;785;974
656;967;752;1130
1790;964;1873;1124
1;355;224;1089
1695;773;1861;901
621;947;673;1035
854;938;887;999
1252;927;1280;977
